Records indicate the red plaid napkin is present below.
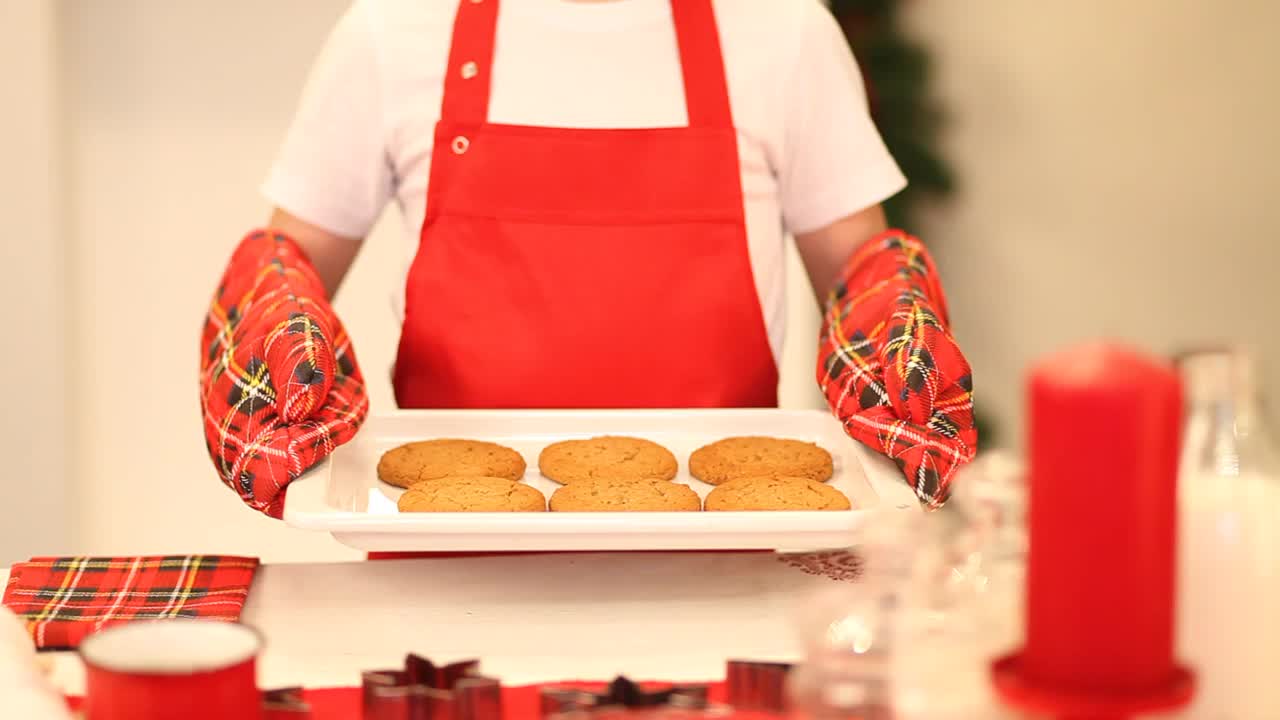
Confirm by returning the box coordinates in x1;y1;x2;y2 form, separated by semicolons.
2;555;260;650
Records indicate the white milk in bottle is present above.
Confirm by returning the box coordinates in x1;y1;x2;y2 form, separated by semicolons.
1175;349;1280;718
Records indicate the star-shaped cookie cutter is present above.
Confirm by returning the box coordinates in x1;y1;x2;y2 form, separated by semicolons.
263;657;793;719
362;654;501;720
540;675;709;716
262;686;310;717
539;660;793;717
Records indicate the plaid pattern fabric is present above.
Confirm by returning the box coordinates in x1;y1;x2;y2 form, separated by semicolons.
201;230;369;517
818;229;977;509
2;555;259;650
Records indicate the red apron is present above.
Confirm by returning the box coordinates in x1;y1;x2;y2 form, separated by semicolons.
376;0;776;559
391;0;776;410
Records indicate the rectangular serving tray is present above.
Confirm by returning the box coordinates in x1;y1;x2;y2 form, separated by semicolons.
283;409;920;552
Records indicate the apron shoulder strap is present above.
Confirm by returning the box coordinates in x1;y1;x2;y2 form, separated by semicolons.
671;0;734;128
441;0;500;125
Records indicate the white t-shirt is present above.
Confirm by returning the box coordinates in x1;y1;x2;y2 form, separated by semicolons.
263;0;906;363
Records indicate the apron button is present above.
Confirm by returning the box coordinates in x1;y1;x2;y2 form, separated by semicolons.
460;61;479;80
451;136;470;155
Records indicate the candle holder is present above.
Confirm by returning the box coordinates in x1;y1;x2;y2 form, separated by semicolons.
991;656;1193;719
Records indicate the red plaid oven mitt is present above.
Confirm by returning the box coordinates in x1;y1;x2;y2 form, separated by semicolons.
2;556;259;650
818;230;977;508
201;230;369;517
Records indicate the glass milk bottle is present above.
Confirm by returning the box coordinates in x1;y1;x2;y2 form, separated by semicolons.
1175;348;1280;718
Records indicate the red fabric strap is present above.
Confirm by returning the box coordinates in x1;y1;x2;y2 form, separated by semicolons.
441;0;500;124
670;0;734;127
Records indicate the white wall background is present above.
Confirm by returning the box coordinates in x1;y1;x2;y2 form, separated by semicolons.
0;2;74;562
907;0;1280;446
58;0;370;564
0;0;1276;563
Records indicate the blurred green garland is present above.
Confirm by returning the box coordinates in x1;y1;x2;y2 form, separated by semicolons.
829;0;951;230
830;0;995;447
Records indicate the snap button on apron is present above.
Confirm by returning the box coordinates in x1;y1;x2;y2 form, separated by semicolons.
451;136;470;154
461;61;478;80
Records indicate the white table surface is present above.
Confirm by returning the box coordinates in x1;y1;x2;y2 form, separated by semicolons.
9;554;1220;719
5;552;843;697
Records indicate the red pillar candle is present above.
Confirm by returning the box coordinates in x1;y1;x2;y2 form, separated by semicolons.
992;343;1193;718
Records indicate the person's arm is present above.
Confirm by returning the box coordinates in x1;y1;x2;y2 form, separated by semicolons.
266;207;364;298
260;0;389;298
779;5;976;507
199;228;369;517
775;4;904;301
793;204;889;303
198;1;384;515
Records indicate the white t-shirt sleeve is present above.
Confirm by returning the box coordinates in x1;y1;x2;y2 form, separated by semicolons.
262;0;393;239
777;3;907;236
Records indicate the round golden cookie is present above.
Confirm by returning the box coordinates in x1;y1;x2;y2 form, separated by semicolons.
377;439;526;488
705;476;850;511
396;476;546;512
549;477;701;512
538;436;678;485
688;437;833;486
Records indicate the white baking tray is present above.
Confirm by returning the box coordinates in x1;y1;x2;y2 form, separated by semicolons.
283;409;921;551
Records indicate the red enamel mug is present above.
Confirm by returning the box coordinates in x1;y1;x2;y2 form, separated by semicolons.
79;619;264;720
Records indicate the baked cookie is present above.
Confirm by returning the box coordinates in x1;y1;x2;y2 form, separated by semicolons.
538;436;678;485
705;476;850;511
549;477;701;512
377;439;526;488
688;437;833;486
396;476;546;512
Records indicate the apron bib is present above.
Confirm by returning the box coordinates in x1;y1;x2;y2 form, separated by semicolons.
392;0;777;409
376;0;775;560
